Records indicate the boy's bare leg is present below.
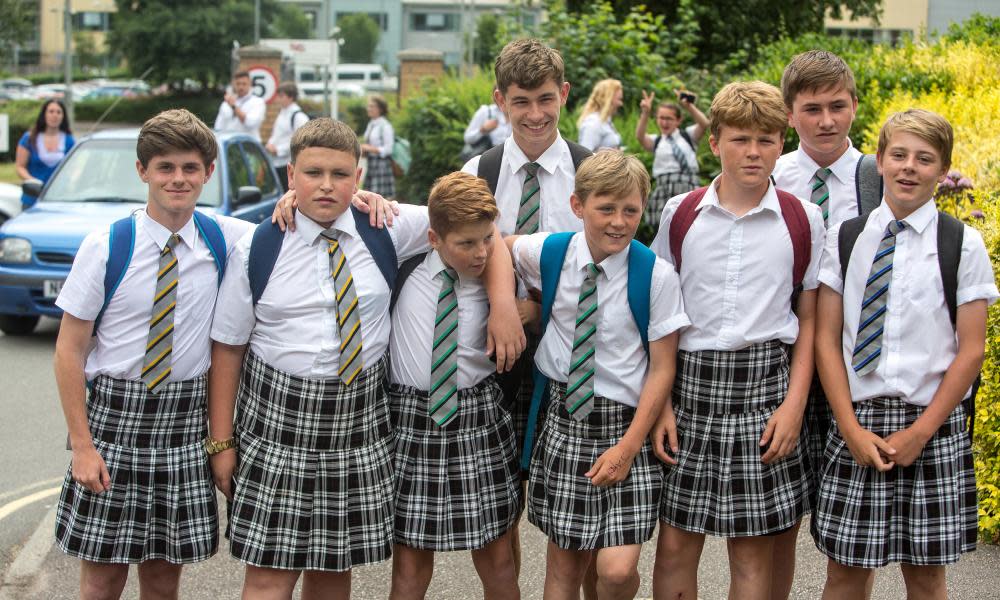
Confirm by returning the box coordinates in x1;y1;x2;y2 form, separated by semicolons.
390;544;434;600
581;560;598;600
653;524;705;599
770;520;801;599
593;544;642;600
471;530;521;600
136;560;182;600
543;542;590;600
242;565;301;600
727;536;775;600
79;561;128;600
822;560;873;600
302;569;351;600
900;564;946;600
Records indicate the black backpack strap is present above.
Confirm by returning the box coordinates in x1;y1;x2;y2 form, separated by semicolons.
653;134;662;153
477;144;505;195
854;154;883;216
351;206;398;290
566;140;593;171
390;252;426;313
678;128;694;150
936;211;976;440
838;214;869;282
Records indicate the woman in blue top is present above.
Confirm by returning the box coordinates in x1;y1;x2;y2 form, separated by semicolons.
15;99;75;208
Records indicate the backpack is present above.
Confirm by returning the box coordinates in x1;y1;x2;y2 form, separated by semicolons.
290;109;309;128
476;139;592;196
854;154;883;216
95;211;226;333
391;137;412;177
390;252;426;313
653;128;695;156
519;232;657;469
459;105;495;162
837;209;978;439
247;205;398;305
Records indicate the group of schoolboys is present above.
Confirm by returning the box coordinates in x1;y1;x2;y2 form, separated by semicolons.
52;35;994;600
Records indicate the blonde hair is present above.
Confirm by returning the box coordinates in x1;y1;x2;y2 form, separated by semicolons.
574;149;650;205
877;109;953;168
781;50;857;109
578;79;622;126
290;118;360;164
428;172;499;238
137;109;217;168
494;38;565;95
709;81;788;138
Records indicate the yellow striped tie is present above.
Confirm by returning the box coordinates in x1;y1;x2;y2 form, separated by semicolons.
324;233;364;386
141;234;180;393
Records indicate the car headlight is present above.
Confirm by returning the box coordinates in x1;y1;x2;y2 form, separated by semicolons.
0;237;32;264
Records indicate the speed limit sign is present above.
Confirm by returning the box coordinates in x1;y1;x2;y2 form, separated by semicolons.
248;65;278;103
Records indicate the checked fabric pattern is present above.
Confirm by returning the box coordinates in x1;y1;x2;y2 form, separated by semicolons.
810;167;833;224
852;220;905;376
429;267;460;427
517;162;541;234
565;263;600;421
668;135;693;174
324;233;364;386
141;233;180;393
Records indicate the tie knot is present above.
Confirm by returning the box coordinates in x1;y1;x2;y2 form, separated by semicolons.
524;162;541;177
438;267;457;283
165;234;181;251
887;220;906;236
814;167;832;181
585;263;601;279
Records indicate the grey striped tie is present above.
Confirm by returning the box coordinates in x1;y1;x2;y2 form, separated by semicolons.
324;233;364;386
141;233;180;394
810;167;832;224
852;220;905;376
429;267;460;427
517;162;541;234
667;135;692;174
565;263;601;421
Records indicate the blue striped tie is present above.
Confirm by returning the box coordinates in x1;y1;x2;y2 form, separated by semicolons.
852;220;905;376
565;263;601;420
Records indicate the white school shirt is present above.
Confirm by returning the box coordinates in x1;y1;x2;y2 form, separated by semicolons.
213;93;266;141
462;134;582;236
650;177;827;351
266;103;309;168
463;103;511;147
648;125;699;177
818;201;998;407
772;142;863;229
211;205;429;378
56;210;252;382
389;250;495;390
363;116;394;158
512;232;689;406
577;112;621;151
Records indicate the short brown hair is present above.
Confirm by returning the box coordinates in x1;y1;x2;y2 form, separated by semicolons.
290;117;360;164
658;102;682;120
574;149;651;205
276;82;299;101
233;70;250;80
709;81;787;138
877;109;953;168
136;109;217;168
428;172;499;238
494;38;565;95
781;50;857;109
368;94;388;117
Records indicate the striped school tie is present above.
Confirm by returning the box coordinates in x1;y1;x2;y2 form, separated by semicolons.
517;162;541;234
810;167;833;224
852;220;905;376
324;233;364;386
667;135;692;174
429;267;460;427
566;263;601;421
141;233;180;394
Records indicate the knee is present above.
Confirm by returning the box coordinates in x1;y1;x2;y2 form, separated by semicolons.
547;551;589;584
596;562;637;589
80;563;128;600
244;566;299;595
900;564;945;595
824;560;871;589
393;549;434;586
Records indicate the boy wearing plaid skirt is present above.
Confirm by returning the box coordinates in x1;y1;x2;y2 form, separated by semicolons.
208;118;521;599
388;172;521;599
52;109;252;598
649;82;825;600
813;110;996;599
508;149;688;600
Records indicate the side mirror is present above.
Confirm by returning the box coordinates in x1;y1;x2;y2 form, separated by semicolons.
22;180;43;198
236;186;261;205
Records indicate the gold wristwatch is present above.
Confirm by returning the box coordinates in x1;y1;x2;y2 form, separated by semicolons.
204;436;237;455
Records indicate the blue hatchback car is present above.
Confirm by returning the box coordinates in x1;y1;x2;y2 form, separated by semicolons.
0;129;283;335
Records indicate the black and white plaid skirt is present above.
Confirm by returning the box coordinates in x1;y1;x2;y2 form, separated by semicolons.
228;352;394;571
812;397;977;568
55;374;217;564
659;341;811;537
645;172;699;227
390;375;522;551
803;375;832;510
364;155;396;198
527;383;660;550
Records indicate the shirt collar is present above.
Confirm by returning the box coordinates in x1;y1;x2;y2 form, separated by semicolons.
795;140;861;184
571;232;628;279
139;210;196;250
700;176;781;216
504;133;568;178
874;198;937;234
425;249;447;278
294;209;358;245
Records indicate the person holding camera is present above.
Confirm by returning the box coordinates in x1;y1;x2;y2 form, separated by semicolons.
636;89;709;227
213;70;266;142
461;101;511;161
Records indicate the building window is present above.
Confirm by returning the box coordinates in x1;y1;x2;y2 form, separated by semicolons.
73;12;110;31
826;27;912;46
336;12;389;32
410;12;460;32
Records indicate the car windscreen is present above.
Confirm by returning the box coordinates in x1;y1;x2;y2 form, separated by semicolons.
41;139;222;207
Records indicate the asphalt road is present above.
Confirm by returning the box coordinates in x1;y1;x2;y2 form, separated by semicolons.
2;321;1000;598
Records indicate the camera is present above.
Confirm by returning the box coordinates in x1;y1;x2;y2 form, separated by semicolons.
679;91;697;104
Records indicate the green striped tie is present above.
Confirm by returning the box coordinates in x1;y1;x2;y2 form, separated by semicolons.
810;167;832;225
429;267;460;427
324;233;364;386
517;162;541;234
141;233;180;394
565;263;600;421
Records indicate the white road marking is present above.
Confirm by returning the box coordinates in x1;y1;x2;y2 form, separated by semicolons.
0;486;61;522
0;504;57;599
0;477;63;503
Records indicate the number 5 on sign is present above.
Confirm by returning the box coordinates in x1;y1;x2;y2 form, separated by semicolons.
248;66;278;103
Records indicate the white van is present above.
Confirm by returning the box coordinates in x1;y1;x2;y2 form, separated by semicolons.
294;63;397;93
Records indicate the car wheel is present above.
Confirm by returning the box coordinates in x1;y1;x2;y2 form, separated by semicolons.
0;314;40;336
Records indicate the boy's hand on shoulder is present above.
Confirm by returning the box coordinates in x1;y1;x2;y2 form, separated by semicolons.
883;427;927;468
759;401;804;464
210;449;237;500
587;442;638;487
271;189;298;232
352;190;399;228
651;403;679;465
71;444;112;494
517;298;541;329
841;423;896;471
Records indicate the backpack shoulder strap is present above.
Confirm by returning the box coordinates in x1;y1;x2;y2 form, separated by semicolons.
192;211;227;285
678;128;694;150
95;216;137;333
936;211;964;327
351;205;398;290
667;187;709;273
837;214;869;282
626;240;655;354
653;134;662;153
855;154;883;216
477;144;505;195
248;220;285;305
775;189;811;288
390;252;427;314
565;140;593;171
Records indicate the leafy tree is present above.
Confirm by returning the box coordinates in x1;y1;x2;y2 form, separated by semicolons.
0;0;34;65
337;14;380;64
474;13;500;68
73;32;102;70
268;3;313;39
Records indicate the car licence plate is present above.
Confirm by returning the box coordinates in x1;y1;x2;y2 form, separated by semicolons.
43;279;64;299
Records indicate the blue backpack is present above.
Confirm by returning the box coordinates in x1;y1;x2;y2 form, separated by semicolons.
247;205;398;305
520;232;657;469
95;211;226;333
